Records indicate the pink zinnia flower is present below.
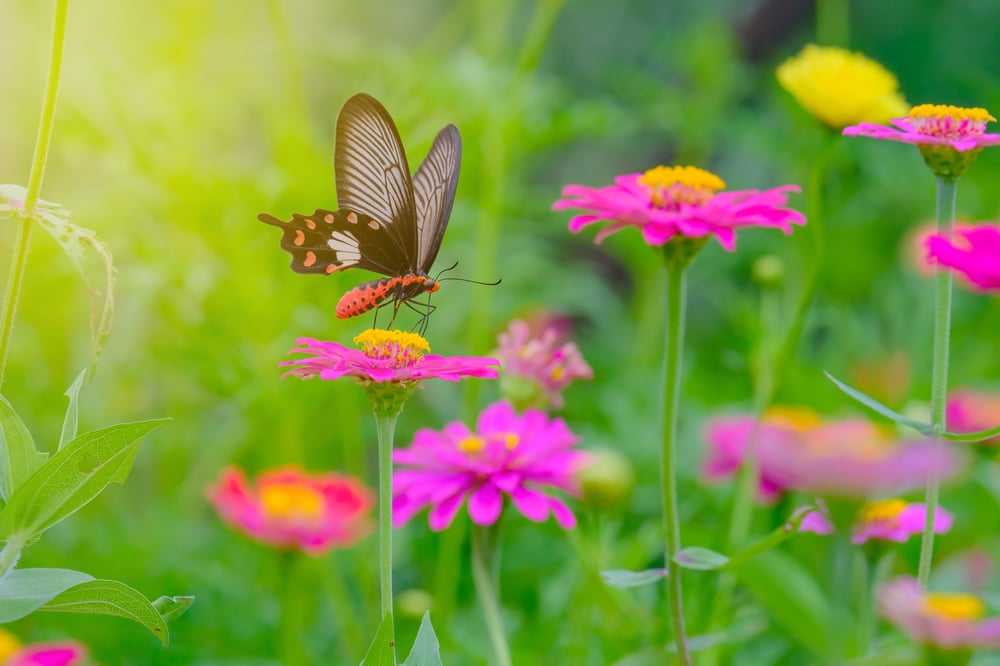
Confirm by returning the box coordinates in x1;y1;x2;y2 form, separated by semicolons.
878;576;1000;650
754;418;962;498
844;104;1000;177
7;642;87;666
701;407;822;503
393;401;588;531
207;466;374;554
947;388;1000;444
495;318;593;410
798;499;953;544
552;165;805;250
926;224;1000;292
281;329;499;384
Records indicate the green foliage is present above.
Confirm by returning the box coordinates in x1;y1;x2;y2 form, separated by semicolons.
361;611;396;666
0;395;48;503
0;568;92;623
58;369;86;450
40;579;170;645
401;612;443;666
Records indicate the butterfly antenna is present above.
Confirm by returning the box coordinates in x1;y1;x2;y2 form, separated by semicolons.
438;275;503;286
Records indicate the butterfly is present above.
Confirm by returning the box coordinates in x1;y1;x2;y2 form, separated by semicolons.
259;92;461;329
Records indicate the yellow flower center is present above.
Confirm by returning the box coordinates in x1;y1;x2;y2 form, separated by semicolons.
550;366;565;381
923;593;986;622
260;483;325;519
0;628;23;661
503;433;520;450
908;104;995;138
638;165;725;207
858;498;907;524
354;329;429;366
776;44;908;128
764;406;822;432
458;435;485;453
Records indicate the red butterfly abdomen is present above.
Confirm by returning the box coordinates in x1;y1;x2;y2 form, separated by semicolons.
335;274;438;319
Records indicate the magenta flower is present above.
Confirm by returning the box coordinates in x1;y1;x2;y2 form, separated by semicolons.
754;418;962;498
281;329;500;384
552;165;805;250
7;642;87;666
207;466;374;554
798;499;953;544
947;388;1000;444
393;401;588;531
926;224;1000;292
844;104;1000;176
878;576;1000;650
495;318;593;410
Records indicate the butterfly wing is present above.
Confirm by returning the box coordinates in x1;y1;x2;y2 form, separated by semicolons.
412;124;461;273
335;93;418;274
258;208;406;276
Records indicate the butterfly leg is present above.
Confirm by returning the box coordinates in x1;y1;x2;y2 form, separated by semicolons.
403;299;437;336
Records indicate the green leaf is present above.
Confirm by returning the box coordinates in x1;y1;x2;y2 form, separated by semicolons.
0;419;169;539
599;568;668;589
360;611;396;666
730;550;829;656
59;370;87;450
0;394;48;503
153;595;196;622
401;612;442;666
0;567;94;622
824;371;933;434
722;507;816;570
675;547;730;571
41;579;169;645
943;423;1000;443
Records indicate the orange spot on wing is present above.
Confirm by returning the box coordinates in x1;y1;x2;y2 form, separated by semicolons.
293;230;305;246
304;251;317;267
347;212;358;224
306;218;316;230
368;220;379;230
324;213;335;224
326;265;337;274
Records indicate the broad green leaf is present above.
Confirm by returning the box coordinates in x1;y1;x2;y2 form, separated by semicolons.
0;419;168;540
153;595;196;622
824;371;933;434
943;423;1000;443
41;579;169;645
0;394;48;503
675;547;729;571
0;184;116;370
730;550;828;656
401;612;442;666
360;611;396;666
599;568;668;589
0;567;93;622
59;370;87;450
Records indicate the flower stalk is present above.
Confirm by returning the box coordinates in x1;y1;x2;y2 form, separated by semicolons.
918;175;957;588
373;409;400;625
0;0;69;387
471;523;511;666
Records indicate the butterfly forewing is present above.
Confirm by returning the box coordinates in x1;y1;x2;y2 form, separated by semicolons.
335;93;418;269
412;124;461;273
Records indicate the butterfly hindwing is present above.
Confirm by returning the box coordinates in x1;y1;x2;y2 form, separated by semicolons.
257;208;409;276
412;124;461;273
335;93;418;271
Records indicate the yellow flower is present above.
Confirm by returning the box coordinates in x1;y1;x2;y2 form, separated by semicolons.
777;44;908;128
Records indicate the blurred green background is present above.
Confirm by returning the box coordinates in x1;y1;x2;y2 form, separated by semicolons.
3;0;1000;663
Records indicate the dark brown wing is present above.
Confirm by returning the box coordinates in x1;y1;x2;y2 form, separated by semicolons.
412;124;461;273
335;93;418;271
258;208;408;276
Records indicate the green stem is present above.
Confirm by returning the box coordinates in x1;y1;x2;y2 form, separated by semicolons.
279;551;313;666
661;260;692;666
0;536;26;578
917;175;957;589
471;524;511;666
0;0;69;387
374;411;398;621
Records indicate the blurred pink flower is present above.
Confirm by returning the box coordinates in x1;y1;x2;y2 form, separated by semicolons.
798;499;953;544
754;418;962;498
947;388;1000;444
7;642;87;666
495;318;593;410
207;466;374;554
281;329;500;384
701;407;822;503
393;401;588;531
552;165;805;250
926;224;1000;292
878;576;1000;649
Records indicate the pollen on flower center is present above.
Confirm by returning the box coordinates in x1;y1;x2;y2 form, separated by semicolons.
922;593;986;621
639;165;726;207
503;433;519;449
908;104;996;138
354;328;430;366
260;483;325;518
859;498;907;524
764;406;822;432
458;435;485;453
